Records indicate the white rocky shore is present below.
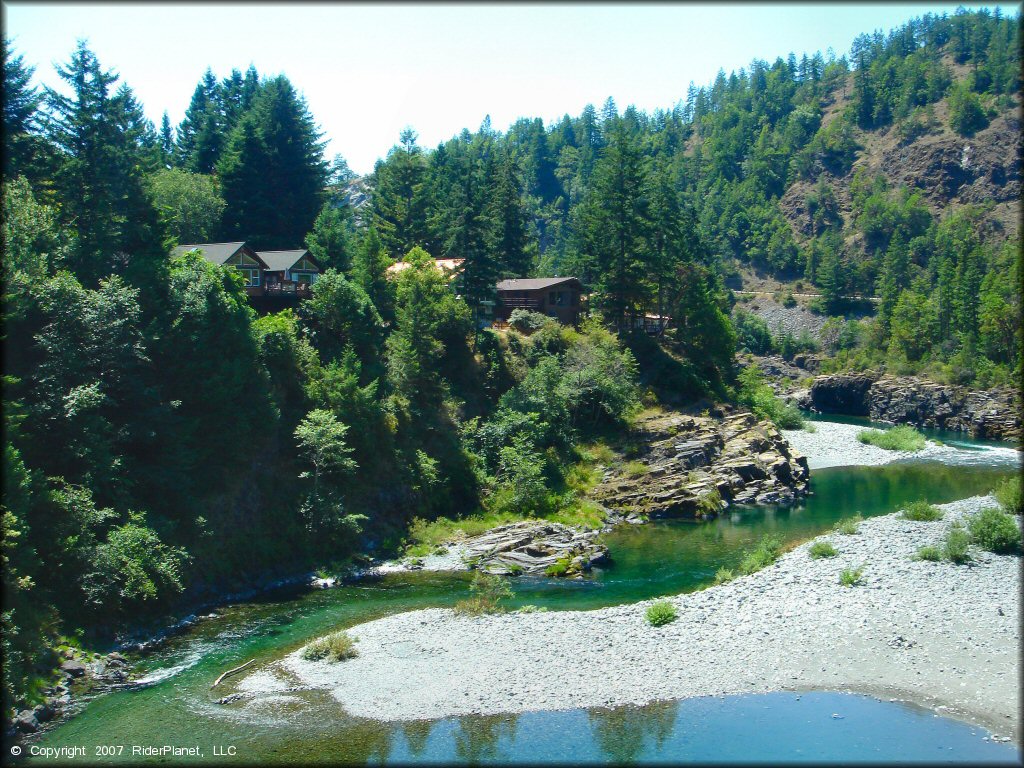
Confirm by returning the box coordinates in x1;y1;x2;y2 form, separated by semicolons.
241;494;1021;740
782;420;1021;470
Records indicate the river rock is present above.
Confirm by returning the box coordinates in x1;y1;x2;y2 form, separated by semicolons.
60;659;87;678
14;709;38;733
460;521;608;577
591;410;809;519
802;373;1020;441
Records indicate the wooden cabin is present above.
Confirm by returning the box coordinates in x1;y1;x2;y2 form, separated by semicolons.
495;277;584;325
255;249;322;298
171;242;269;296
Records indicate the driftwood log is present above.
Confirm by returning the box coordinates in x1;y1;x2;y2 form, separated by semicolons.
211;659;255;688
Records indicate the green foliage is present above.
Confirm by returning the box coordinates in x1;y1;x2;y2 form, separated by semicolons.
455;571;513;615
993;477;1021;515
732;309;774;355
305;203;354;273
947;81;989;135
2;176;69;281
737;534;783;576
856;426;926;452
544;553;575;578
901;501;944;521
967;507;1021;554
645;600;678;627
736;364;805;429
834;515;862;535
809;541;838;559
713;567;735;585
301;630;358;662
943;524;972;564
839;566;864;587
914;545;942;561
508;309;553;334
148;168;225;243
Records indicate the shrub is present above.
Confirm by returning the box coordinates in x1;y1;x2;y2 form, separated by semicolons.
856;426;926;452
544;553;575;578
943;524;971;564
645;600;678;627
302;631;358;662
737;534;783;575
803;422;818;433
994;477;1022;515
736;364;805;429
809;541;838;559
507;309;552;334
713;567;735;585
516;604;548;613
901;501;943;521
834;515;862;535
967;507;1022;554
454;571;513;615
695;488;724;518
839;566;864;587
622;460;649;478
914;545;942;561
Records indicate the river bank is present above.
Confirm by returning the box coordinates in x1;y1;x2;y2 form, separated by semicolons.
240;493;1020;741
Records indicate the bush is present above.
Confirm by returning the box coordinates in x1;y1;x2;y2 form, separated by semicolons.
302;631;358;662
901;501;943;521
737;534;783;575
454;571;513;615
516;604;548;613
809;541;838;559
544;553;575;578
696;488;724;518
994;477;1022;515
856;426;926;452
839;566;864;587
914;545;942;561
967;507;1021;554
507;309;552;334
943;524;971;564
645;600;678;627
622;460;649;478
834;515;862;535
713;567;735;585
736;364;805;429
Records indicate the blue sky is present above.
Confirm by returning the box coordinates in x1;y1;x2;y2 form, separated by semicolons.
4;2;1019;174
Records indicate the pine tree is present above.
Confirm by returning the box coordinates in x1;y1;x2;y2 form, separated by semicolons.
351;227;394;324
176;68;222;172
305;203;353;273
159;111;175;168
877;232;910;334
2;37;41;180
217;75;327;248
371;129;431;256
487;154;532;278
44;43;167;288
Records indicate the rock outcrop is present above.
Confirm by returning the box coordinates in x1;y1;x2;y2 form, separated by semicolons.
798;373;1021;442
459;521;608;577
592;410;810;518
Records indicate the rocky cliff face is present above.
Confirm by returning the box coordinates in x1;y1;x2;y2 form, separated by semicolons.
797;373;1021;442
592;410;810;518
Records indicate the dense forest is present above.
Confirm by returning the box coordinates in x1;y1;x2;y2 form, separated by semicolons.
2;7;1020;716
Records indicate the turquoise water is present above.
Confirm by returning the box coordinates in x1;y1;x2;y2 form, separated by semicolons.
26;423;1021;764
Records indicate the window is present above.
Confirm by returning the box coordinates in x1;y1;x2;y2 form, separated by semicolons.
549;291;556;304
236;266;259;286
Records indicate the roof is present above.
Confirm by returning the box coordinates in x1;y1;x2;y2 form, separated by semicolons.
171;242;248;265
386;258;464;275
256;249;318;272
496;277;580;291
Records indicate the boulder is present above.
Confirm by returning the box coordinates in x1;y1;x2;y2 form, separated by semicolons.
60;660;87;678
14;710;38;733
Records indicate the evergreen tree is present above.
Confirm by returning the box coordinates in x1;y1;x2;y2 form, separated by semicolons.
486;154;532;278
305;202;354;273
2;37;42;180
371;129;431;256
44;42;167;289
218;75;327;248
159;111;175;168
351;227;394;324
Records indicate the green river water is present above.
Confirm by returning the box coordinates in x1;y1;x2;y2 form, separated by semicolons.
23;421;1021;764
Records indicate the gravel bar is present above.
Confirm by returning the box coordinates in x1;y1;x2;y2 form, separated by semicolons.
262;494;1019;739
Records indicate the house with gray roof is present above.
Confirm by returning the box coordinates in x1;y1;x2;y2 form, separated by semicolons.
495;276;584;325
170;241;321;302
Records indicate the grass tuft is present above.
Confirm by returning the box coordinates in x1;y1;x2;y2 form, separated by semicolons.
839;566;864;587
914;545;942;561
622;460;649;478
901;501;944;521
856;425;927;452
809;541;838;559
713;567;735;585
301;631;358;662
833;515;863;535
737;534;783;575
645;600;678;627
994;476;1022;515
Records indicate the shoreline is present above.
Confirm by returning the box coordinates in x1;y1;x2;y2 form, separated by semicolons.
238;494;1020;741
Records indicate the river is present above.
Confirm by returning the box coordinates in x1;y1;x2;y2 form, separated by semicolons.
25;421;1021;764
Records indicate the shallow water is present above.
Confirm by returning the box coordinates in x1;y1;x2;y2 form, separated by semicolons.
27;422;1021;764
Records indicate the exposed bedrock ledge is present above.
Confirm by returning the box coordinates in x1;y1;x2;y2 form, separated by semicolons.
794;373;1021;442
592;410;810;517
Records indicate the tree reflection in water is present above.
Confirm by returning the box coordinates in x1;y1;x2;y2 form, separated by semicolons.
588;699;678;763
453;712;519;764
400;719;435;758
